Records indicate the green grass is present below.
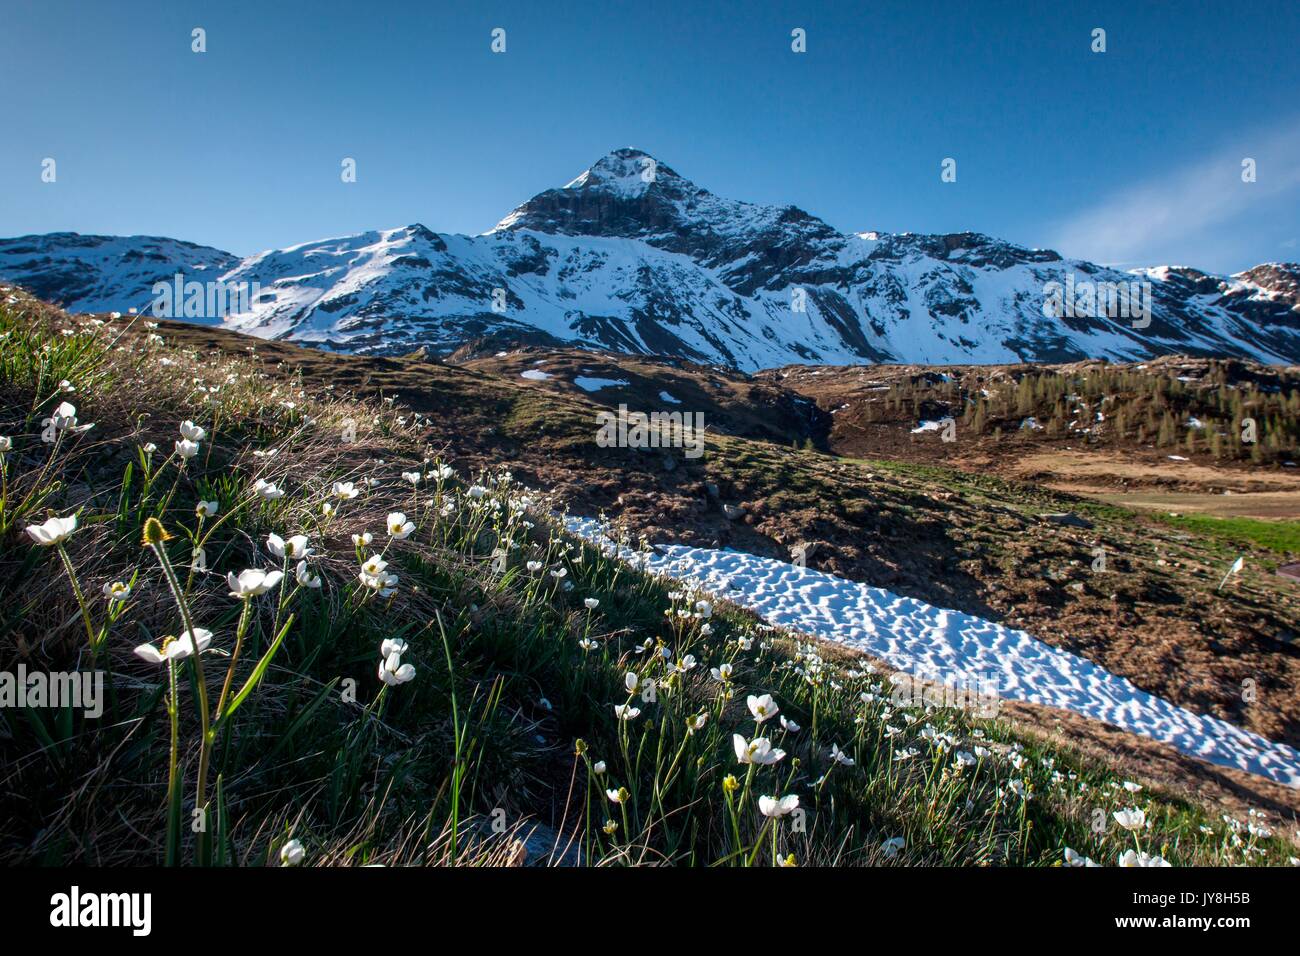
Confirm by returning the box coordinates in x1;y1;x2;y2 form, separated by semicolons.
1152;513;1300;557
0;292;1292;868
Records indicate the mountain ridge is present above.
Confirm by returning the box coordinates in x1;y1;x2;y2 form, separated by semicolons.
2;147;1298;369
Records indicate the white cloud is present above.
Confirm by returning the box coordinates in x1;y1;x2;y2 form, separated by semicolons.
1050;120;1300;271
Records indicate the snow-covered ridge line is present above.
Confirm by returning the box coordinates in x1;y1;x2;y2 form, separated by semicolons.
564;515;1300;788
2;147;1298;368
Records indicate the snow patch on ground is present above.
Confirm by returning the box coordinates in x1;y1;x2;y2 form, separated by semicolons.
565;515;1300;788
573;376;629;392
658;391;682;404
520;368;552;381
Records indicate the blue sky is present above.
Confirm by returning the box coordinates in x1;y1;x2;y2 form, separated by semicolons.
2;0;1297;273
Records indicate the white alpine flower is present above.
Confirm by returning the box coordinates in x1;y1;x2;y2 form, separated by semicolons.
267;532;311;560
733;734;785;766
613;703;641;721
1119;849;1171;868
747;693;779;723
378;651;415;686
359;570;398;595
295;560;321;589
386;512;415;539
134;627;214;664
226;568;283;598
252;479;284;500
42;400;93;434
758;794;800;818
25;514;78;546
1113;808;1146;832
829;743;856;767
280;838;305;866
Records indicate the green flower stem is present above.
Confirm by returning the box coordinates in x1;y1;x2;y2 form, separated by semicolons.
156;455;186;516
436;612;463;866
164;658;181;866
183;513;206;597
55;541;99;661
745;817;775;867
149;538;212;810
213;598;253;723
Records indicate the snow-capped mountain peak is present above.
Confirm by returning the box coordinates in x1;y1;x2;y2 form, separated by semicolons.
491;147;679;232
490;149;838;280
562;146;674;194
2;150;1298;369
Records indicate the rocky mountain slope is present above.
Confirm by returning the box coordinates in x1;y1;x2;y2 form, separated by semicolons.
2;148;1298;368
0;232;236;314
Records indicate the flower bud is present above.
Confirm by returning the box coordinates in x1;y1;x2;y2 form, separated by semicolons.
142;516;172;546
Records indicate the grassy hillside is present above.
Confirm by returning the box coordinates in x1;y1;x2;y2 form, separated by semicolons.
0;289;1293;867
1152;513;1300;555
159;330;1300;744
411;347;1300;753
